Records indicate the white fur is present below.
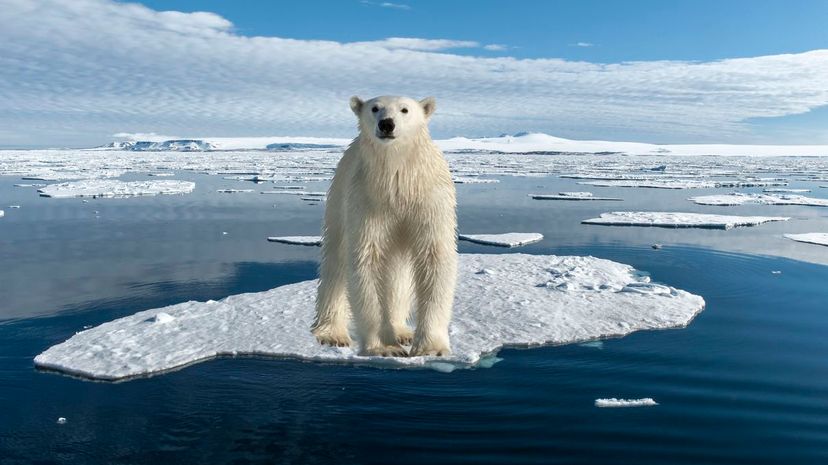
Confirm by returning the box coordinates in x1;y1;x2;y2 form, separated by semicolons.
311;95;458;357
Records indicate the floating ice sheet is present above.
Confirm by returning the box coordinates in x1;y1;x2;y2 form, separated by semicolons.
266;236;323;246
763;188;810;193
458;233;543;247
784;233;828;247
38;180;195;198
688;193;828;207
34;253;705;381
583;212;789;230
452;177;500;184
595;398;658;408
530;192;622;201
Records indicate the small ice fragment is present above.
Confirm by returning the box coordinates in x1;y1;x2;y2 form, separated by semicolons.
579;341;604;349
477;356;504;368
8;205;21;209
266;236;322;246
458;232;543;248
429;362;457;373
222;232;228;235
56;417;67;424
475;268;495;275
771;270;782;275
652;244;662;250
784;233;828;247
595;398;658;408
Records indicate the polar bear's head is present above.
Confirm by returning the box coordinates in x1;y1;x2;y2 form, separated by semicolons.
350;95;436;144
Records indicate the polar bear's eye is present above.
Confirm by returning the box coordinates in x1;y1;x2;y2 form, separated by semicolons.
401;108;408;114
371;106;379;113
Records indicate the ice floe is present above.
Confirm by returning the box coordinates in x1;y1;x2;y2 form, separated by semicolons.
784;233;828;247
458;233;543;247
688;193;828;207
578;179;787;189
38;180;195;198
0;210;4;218
583;212;790;230
34;253;705;381
452;176;500;184
266;236;323;246
594;398;658;408
216;188;254;194
530;192;622;201
763;188;810;193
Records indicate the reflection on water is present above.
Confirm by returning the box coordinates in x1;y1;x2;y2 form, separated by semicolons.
2;172;828;464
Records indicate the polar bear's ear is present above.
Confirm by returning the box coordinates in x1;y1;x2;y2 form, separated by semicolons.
349;96;364;116
419;97;436;119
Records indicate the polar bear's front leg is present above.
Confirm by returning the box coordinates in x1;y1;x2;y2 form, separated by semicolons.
410;224;458;357
347;220;408;357
379;247;415;346
312;176;353;348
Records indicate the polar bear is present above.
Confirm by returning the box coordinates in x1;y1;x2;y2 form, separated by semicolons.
311;95;458;357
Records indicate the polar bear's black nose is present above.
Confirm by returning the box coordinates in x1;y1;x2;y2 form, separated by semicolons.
378;118;395;134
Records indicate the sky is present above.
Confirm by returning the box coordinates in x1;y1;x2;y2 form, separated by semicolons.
1;0;827;148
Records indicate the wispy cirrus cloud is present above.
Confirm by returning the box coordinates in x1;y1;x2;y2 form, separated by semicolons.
360;1;411;11
1;0;827;147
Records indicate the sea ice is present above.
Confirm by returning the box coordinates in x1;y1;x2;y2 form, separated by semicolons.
578;179;716;189
579;179;787;189
216;189;254;194
452;177;500;184
34;253;705;381
38;180;195;199
594;398;658;408
458;233;544;247
0;210;4;218
530;192;622;201
763;188;810;193
583;212;790;230
784;233;828;247
266;236;323;246
688;193;828;207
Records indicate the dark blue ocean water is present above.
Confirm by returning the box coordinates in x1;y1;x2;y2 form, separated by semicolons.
2;173;828;464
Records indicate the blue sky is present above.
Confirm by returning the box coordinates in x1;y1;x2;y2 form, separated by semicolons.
1;0;827;147
139;0;828;62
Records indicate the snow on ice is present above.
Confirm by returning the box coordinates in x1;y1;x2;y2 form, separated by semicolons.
38;180;195;198
784;233;828;247
583;212;790;229
458;233;544;247
34;253;705;381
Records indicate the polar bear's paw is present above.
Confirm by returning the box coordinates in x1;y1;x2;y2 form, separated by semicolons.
363;344;409;357
311;326;353;348
410;342;452;357
394;326;415;346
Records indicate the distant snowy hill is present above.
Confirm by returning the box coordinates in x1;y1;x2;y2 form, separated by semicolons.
93;139;215;151
93;133;828;157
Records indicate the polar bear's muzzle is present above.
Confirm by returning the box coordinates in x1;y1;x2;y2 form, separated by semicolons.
377;118;396;139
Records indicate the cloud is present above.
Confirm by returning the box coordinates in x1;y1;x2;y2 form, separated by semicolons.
483;44;509;51
1;0;828;146
352;37;480;51
361;1;411;10
571;42;594;47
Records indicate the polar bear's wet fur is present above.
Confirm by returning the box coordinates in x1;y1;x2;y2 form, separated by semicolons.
312;95;458;357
